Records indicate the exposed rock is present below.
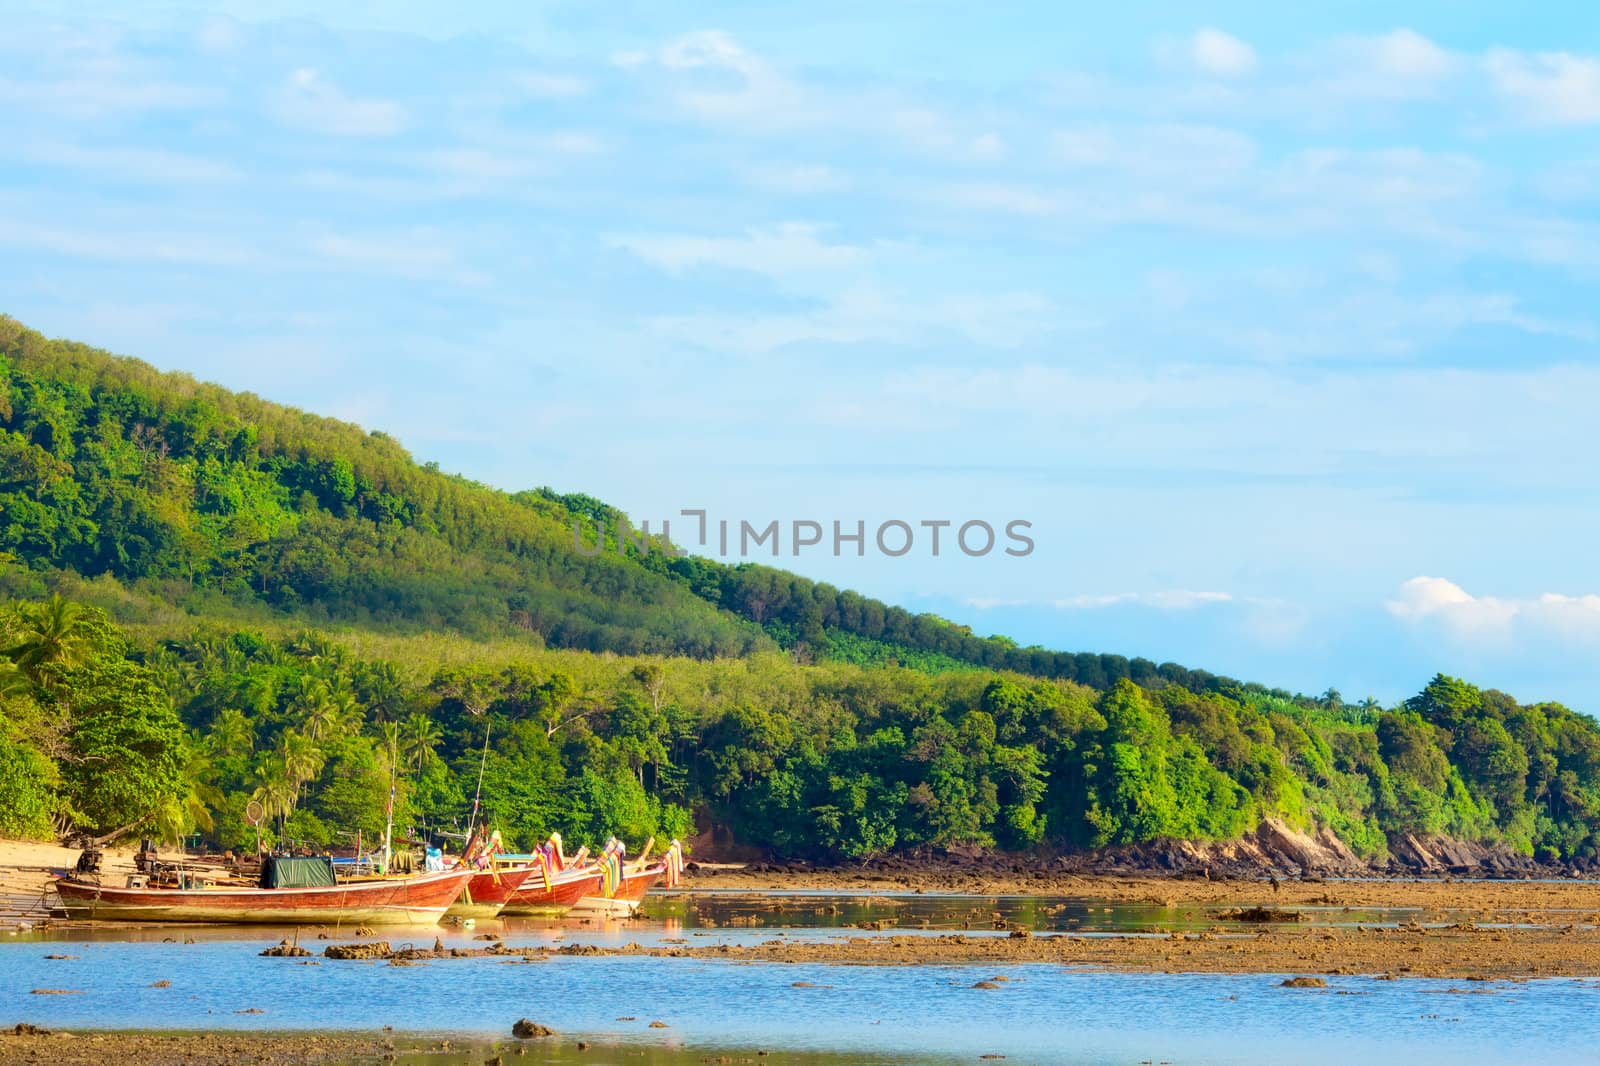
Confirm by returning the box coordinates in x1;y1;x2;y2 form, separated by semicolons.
1214;907;1307;923
323;941;391;960
1280;977;1328;988
260;939;312;958
511;1020;554;1039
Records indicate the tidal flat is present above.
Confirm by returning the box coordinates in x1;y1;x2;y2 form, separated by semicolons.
8;884;1600;1064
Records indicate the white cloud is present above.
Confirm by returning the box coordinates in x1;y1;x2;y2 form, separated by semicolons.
1188;29;1258;78
629;30;1000;160
1487;49;1600;125
270;68;407;137
1364;29;1454;81
609;223;866;279
1324;29;1457;99
1388;576;1600;646
643;284;1051;354
1056;590;1234;610
653;29;815;127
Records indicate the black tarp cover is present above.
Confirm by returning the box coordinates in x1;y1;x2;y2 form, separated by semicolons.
259;855;337;889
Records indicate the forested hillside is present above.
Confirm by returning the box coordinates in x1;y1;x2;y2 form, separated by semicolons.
3;317;1600;868
0;316;1227;690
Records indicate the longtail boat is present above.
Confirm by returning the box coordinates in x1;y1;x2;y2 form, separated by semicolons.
570;862;664;916
499;864;603;917
53;857;473;925
448;865;537;918
570;837;679;916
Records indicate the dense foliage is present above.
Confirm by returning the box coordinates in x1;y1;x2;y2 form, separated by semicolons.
4;595;1600;864
4;318;1600;866
0;316;1233;690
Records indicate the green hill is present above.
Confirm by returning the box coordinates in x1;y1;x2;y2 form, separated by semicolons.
4;316;1600;870
0;315;1228;692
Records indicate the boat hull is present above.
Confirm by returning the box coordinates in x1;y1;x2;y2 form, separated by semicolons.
499;868;602;917
447;866;537;918
52;869;473;925
571;864;664;916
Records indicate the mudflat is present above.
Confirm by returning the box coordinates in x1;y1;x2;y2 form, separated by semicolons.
684;862;1600;911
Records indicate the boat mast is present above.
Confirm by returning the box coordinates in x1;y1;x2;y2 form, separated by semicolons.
465;718;492;843
383;735;396;874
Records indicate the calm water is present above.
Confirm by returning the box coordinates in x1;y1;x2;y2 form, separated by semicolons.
4;892;1599;1065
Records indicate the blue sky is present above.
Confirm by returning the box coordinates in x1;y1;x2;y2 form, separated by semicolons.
5;3;1600;707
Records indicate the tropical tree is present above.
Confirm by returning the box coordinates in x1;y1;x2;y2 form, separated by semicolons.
3;595;91;683
403;711;443;774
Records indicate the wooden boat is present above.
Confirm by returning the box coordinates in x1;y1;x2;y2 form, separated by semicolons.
448;865;537;918
499;865;602;917
570;862;664;917
53;863;473;925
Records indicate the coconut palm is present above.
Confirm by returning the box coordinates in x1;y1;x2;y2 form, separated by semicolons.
209;708;254;756
279;729;325;796
3;595;90;682
403;711;443;774
151;741;224;845
251;767;297;843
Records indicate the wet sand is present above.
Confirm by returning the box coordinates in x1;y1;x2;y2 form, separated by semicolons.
581;922;1600;979
683;862;1600;912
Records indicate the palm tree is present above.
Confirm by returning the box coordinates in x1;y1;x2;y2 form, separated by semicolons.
361;661;406;723
301;697;339;742
0;659;32;702
403;712;443;774
251;767;297;844
279;729;325;797
329;692;364;731
3;595;90;683
209;708;254;756
151;740;224;845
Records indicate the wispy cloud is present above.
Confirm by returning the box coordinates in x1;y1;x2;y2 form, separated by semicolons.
609;223;867;279
270;68;407;137
1184;29;1259;79
1487;49;1600;125
1056;590;1234;610
19;142;237;183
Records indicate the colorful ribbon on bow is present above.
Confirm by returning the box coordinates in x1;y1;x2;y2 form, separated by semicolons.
663;839;685;889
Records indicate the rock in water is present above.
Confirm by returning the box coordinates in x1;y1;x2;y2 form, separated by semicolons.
323;941;392;960
511;1019;554;1039
1280;976;1328;988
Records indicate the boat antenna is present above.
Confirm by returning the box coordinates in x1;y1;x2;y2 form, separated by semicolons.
465;717;492;843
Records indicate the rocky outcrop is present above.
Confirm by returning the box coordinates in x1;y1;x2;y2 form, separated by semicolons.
1384;833;1543;876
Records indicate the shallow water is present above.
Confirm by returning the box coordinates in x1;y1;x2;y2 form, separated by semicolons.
4;893;1600;1064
